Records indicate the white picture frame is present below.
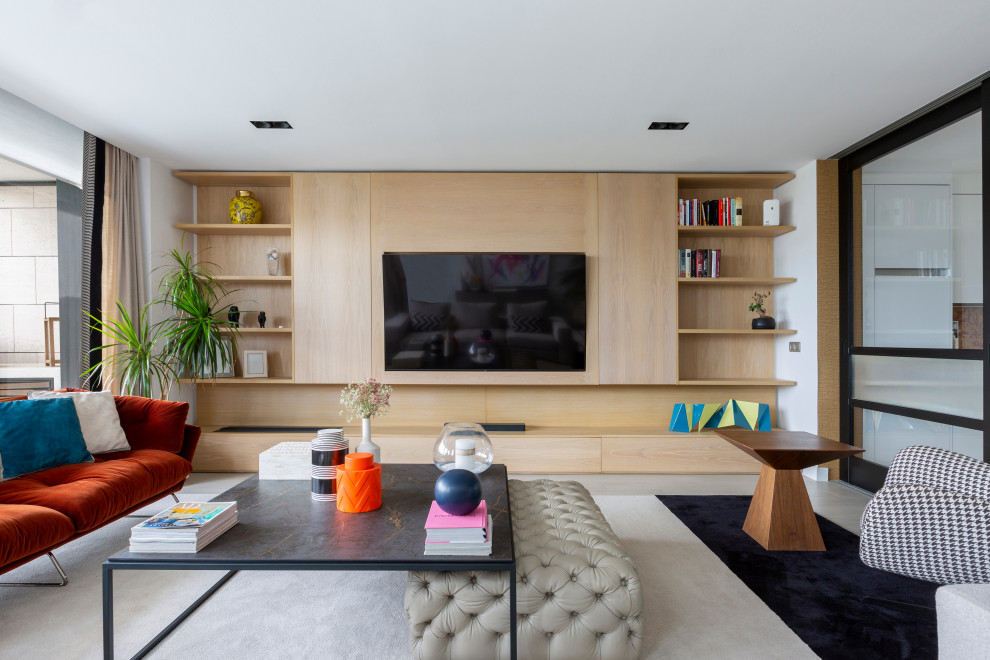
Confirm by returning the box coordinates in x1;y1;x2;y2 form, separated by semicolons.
243;350;268;378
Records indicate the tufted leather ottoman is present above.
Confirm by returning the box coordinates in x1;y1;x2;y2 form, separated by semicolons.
405;479;642;659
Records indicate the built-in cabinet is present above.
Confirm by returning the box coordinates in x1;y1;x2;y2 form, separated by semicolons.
597;173;678;384
173;170;797;474
674;173;797;385
173;171;294;382
292;173;371;383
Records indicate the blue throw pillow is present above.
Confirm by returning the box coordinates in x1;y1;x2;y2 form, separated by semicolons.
0;398;93;479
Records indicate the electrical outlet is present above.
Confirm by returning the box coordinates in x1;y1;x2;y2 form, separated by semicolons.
788;342;801;352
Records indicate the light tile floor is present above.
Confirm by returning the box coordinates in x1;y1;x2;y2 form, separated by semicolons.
178;471;873;535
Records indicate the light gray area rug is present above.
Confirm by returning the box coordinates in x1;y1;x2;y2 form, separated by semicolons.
0;496;815;659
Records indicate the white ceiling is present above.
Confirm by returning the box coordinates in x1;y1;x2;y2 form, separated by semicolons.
0;1;988;173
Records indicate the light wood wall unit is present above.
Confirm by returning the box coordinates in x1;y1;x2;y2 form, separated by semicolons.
181;170;798;474
598;173;677;384
193;382;777;472
292;173;372;383
675;174;796;386
370;172;599;385
602;435;761;473
173;171;294;381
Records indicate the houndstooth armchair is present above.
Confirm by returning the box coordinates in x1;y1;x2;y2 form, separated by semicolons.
859;445;990;584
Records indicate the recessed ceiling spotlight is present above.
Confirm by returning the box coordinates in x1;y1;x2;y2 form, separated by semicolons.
250;120;293;129
648;121;688;130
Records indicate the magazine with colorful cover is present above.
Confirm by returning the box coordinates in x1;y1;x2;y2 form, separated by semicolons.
132;502;236;532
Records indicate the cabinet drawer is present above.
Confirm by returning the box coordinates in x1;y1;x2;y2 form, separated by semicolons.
602;436;760;474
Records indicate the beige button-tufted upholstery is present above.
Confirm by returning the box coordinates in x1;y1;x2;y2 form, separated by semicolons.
405;479;642;659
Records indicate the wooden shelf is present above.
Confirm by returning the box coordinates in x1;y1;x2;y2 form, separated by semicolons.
214;275;292;283
676;173;795;189
174;223;291;236
678;329;798;335
677;277;797;285
219;327;292;334
180;377;295;384
677;226;796;238
173;171;292;186
678;378;798;387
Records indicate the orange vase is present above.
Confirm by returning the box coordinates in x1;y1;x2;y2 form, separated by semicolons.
335;453;382;513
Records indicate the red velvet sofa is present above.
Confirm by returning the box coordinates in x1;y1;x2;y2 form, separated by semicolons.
0;394;200;580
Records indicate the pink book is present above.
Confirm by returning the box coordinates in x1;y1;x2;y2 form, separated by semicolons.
424;500;487;529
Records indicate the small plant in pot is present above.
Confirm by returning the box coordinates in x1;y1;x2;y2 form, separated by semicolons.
749;290;776;330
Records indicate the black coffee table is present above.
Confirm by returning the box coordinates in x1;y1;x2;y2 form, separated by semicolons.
102;464;516;659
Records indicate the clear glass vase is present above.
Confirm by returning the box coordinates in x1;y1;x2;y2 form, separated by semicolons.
433;422;494;474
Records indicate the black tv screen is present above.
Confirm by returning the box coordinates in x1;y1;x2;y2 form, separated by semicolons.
383;254;587;371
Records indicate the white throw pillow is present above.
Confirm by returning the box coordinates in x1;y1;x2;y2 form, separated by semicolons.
28;390;131;454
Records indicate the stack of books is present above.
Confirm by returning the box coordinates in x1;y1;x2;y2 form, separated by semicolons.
129;502;238;553
678;248;721;278
424;500;492;556
679;197;743;226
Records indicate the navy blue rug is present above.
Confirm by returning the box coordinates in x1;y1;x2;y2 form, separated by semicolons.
657;495;938;660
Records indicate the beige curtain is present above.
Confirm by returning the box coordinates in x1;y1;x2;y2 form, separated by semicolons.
101;144;146;392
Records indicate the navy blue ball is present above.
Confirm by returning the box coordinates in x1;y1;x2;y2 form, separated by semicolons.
434;469;483;516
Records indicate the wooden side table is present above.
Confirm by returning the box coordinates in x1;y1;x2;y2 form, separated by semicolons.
715;429;864;551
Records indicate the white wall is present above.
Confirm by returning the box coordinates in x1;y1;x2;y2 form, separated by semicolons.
774;160;818;434
138;157;197;417
0;88;83;185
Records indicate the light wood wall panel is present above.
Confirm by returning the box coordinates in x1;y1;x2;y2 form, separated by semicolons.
602;436;761;473
678;285;778;329
491;436;602;473
676;236;773;279
817;160;841;479
197;235;292;278
484;385;778;428
196;384;487;427
678;335;774;380
195;185;291;225
374;173;596;252
370;172;599;385
598;173;677;384
196;383;779;429
293;173;372;383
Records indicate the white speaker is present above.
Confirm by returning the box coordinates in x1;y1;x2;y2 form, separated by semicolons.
763;199;780;226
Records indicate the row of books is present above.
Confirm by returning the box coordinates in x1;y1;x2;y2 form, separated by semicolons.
679;197;743;226
424;499;492;556
678;249;721;278
129;501;238;553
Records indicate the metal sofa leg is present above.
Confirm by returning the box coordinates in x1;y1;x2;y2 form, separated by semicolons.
0;552;69;587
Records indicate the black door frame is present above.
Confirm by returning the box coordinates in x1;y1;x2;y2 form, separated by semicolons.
837;82;989;492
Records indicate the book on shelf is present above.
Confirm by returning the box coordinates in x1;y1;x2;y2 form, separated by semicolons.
678;197;743;227
129;501;238;553
678;249;721;278
423;500;492;555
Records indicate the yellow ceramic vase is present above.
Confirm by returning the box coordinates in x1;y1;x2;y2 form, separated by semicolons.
229;190;262;224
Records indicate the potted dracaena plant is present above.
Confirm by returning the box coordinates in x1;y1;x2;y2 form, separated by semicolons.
84;238;244;398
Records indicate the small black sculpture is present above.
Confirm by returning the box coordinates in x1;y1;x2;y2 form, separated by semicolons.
227;305;240;327
258;311;267;328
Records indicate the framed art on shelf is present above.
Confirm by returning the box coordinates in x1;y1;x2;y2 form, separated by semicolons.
243;350;268;378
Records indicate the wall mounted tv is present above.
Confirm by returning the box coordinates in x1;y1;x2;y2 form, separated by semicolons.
383;254;587;371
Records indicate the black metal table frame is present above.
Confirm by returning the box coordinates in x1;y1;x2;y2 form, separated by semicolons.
103;555;517;659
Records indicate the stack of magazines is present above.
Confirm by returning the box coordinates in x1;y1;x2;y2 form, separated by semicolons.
424;500;492;556
129;502;238;553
